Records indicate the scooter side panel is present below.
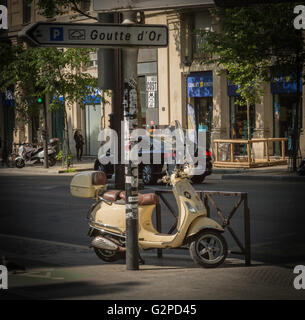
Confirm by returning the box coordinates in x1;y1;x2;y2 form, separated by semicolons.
93;203;157;236
94;202;126;232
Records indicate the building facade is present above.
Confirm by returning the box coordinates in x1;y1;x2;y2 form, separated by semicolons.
151;7;305;161
1;1;305;163
0;0;104;159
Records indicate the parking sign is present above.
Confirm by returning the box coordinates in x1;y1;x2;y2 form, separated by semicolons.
50;27;64;41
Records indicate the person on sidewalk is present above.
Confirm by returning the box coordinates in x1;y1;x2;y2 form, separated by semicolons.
74;130;84;161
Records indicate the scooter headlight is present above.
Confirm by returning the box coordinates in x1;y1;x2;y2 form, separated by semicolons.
185;201;196;214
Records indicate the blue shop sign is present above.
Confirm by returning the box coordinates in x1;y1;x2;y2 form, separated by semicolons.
271;75;302;94
82;88;102;104
227;77;241;96
228;84;240;96
2;90;15;107
53;88;102;104
188;72;213;98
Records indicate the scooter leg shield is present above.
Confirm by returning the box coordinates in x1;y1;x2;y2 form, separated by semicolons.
186;216;224;239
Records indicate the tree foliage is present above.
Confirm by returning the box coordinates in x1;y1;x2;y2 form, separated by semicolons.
198;2;304;106
33;0;97;20
0;43;103;167
0;43;102;122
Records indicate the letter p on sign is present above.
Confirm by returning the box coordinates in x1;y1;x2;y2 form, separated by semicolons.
0;265;8;290
50;27;64;41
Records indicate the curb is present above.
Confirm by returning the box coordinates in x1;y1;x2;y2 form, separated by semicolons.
57;167;92;174
222;174;305;182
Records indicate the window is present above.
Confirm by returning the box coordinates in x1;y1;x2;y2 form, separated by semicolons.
230;97;255;155
273;93;303;155
192;11;212;58
138;76;147;127
86;51;98;68
80;0;91;12
23;0;31;24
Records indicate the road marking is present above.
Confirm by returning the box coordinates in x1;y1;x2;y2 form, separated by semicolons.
0;233;89;250
20;269;64;280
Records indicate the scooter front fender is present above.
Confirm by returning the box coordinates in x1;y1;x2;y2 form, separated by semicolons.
186;216;224;239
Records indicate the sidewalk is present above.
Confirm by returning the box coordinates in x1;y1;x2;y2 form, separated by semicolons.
0;157;95;176
212;165;305;182
1;252;304;300
1;160;304;182
0;232;304;300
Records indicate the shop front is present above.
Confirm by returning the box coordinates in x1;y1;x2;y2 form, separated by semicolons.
0;90;15;160
271;75;303;155
187;71;213;148
84;91;103;156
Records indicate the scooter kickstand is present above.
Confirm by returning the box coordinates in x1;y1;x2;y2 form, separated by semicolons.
138;253;145;265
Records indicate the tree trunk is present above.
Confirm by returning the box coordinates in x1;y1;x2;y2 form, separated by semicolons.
247;100;251;141
64;106;71;170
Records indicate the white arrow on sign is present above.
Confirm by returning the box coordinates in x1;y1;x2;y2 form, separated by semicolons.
19;22;168;48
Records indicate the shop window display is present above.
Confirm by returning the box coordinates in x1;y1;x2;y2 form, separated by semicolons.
230;97;255;155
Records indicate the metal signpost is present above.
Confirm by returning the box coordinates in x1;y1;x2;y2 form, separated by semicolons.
121;11;140;270
19;15;168;271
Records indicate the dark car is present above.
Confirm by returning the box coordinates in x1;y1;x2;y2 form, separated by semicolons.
94;136;212;185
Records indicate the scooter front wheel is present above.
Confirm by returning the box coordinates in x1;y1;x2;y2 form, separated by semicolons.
15;158;25;168
189;230;227;268
48;156;56;167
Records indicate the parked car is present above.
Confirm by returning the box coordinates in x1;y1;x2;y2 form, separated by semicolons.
94;136;212;185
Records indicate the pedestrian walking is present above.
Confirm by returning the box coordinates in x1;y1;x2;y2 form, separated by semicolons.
74;130;84;161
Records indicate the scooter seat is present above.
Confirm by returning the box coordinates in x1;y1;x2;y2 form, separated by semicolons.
119;191;159;206
102;190;159;205
102;190;122;202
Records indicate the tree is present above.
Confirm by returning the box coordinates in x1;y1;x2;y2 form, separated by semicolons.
198;2;304;170
33;0;97;20
0;43;103;169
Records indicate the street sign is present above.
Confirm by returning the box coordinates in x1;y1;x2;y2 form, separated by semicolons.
93;0;214;11
146;75;157;108
19;22;168;48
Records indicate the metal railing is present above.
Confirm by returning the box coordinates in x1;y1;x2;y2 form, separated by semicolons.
154;188;251;266
214;138;288;168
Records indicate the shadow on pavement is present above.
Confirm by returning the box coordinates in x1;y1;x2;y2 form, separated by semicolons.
2;281;143;300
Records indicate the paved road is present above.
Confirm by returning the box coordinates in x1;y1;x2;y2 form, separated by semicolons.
0;174;304;265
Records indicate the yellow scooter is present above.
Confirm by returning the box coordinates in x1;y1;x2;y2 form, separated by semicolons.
70;167;228;268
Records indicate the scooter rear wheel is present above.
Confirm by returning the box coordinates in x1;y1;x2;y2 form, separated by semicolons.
94;247;125;262
189;230;227;268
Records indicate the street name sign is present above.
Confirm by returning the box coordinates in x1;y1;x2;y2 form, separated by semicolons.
19;22;168;48
93;0;214;11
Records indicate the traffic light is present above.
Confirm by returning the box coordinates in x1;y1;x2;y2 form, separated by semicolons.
42;129;47;140
37;97;43;104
